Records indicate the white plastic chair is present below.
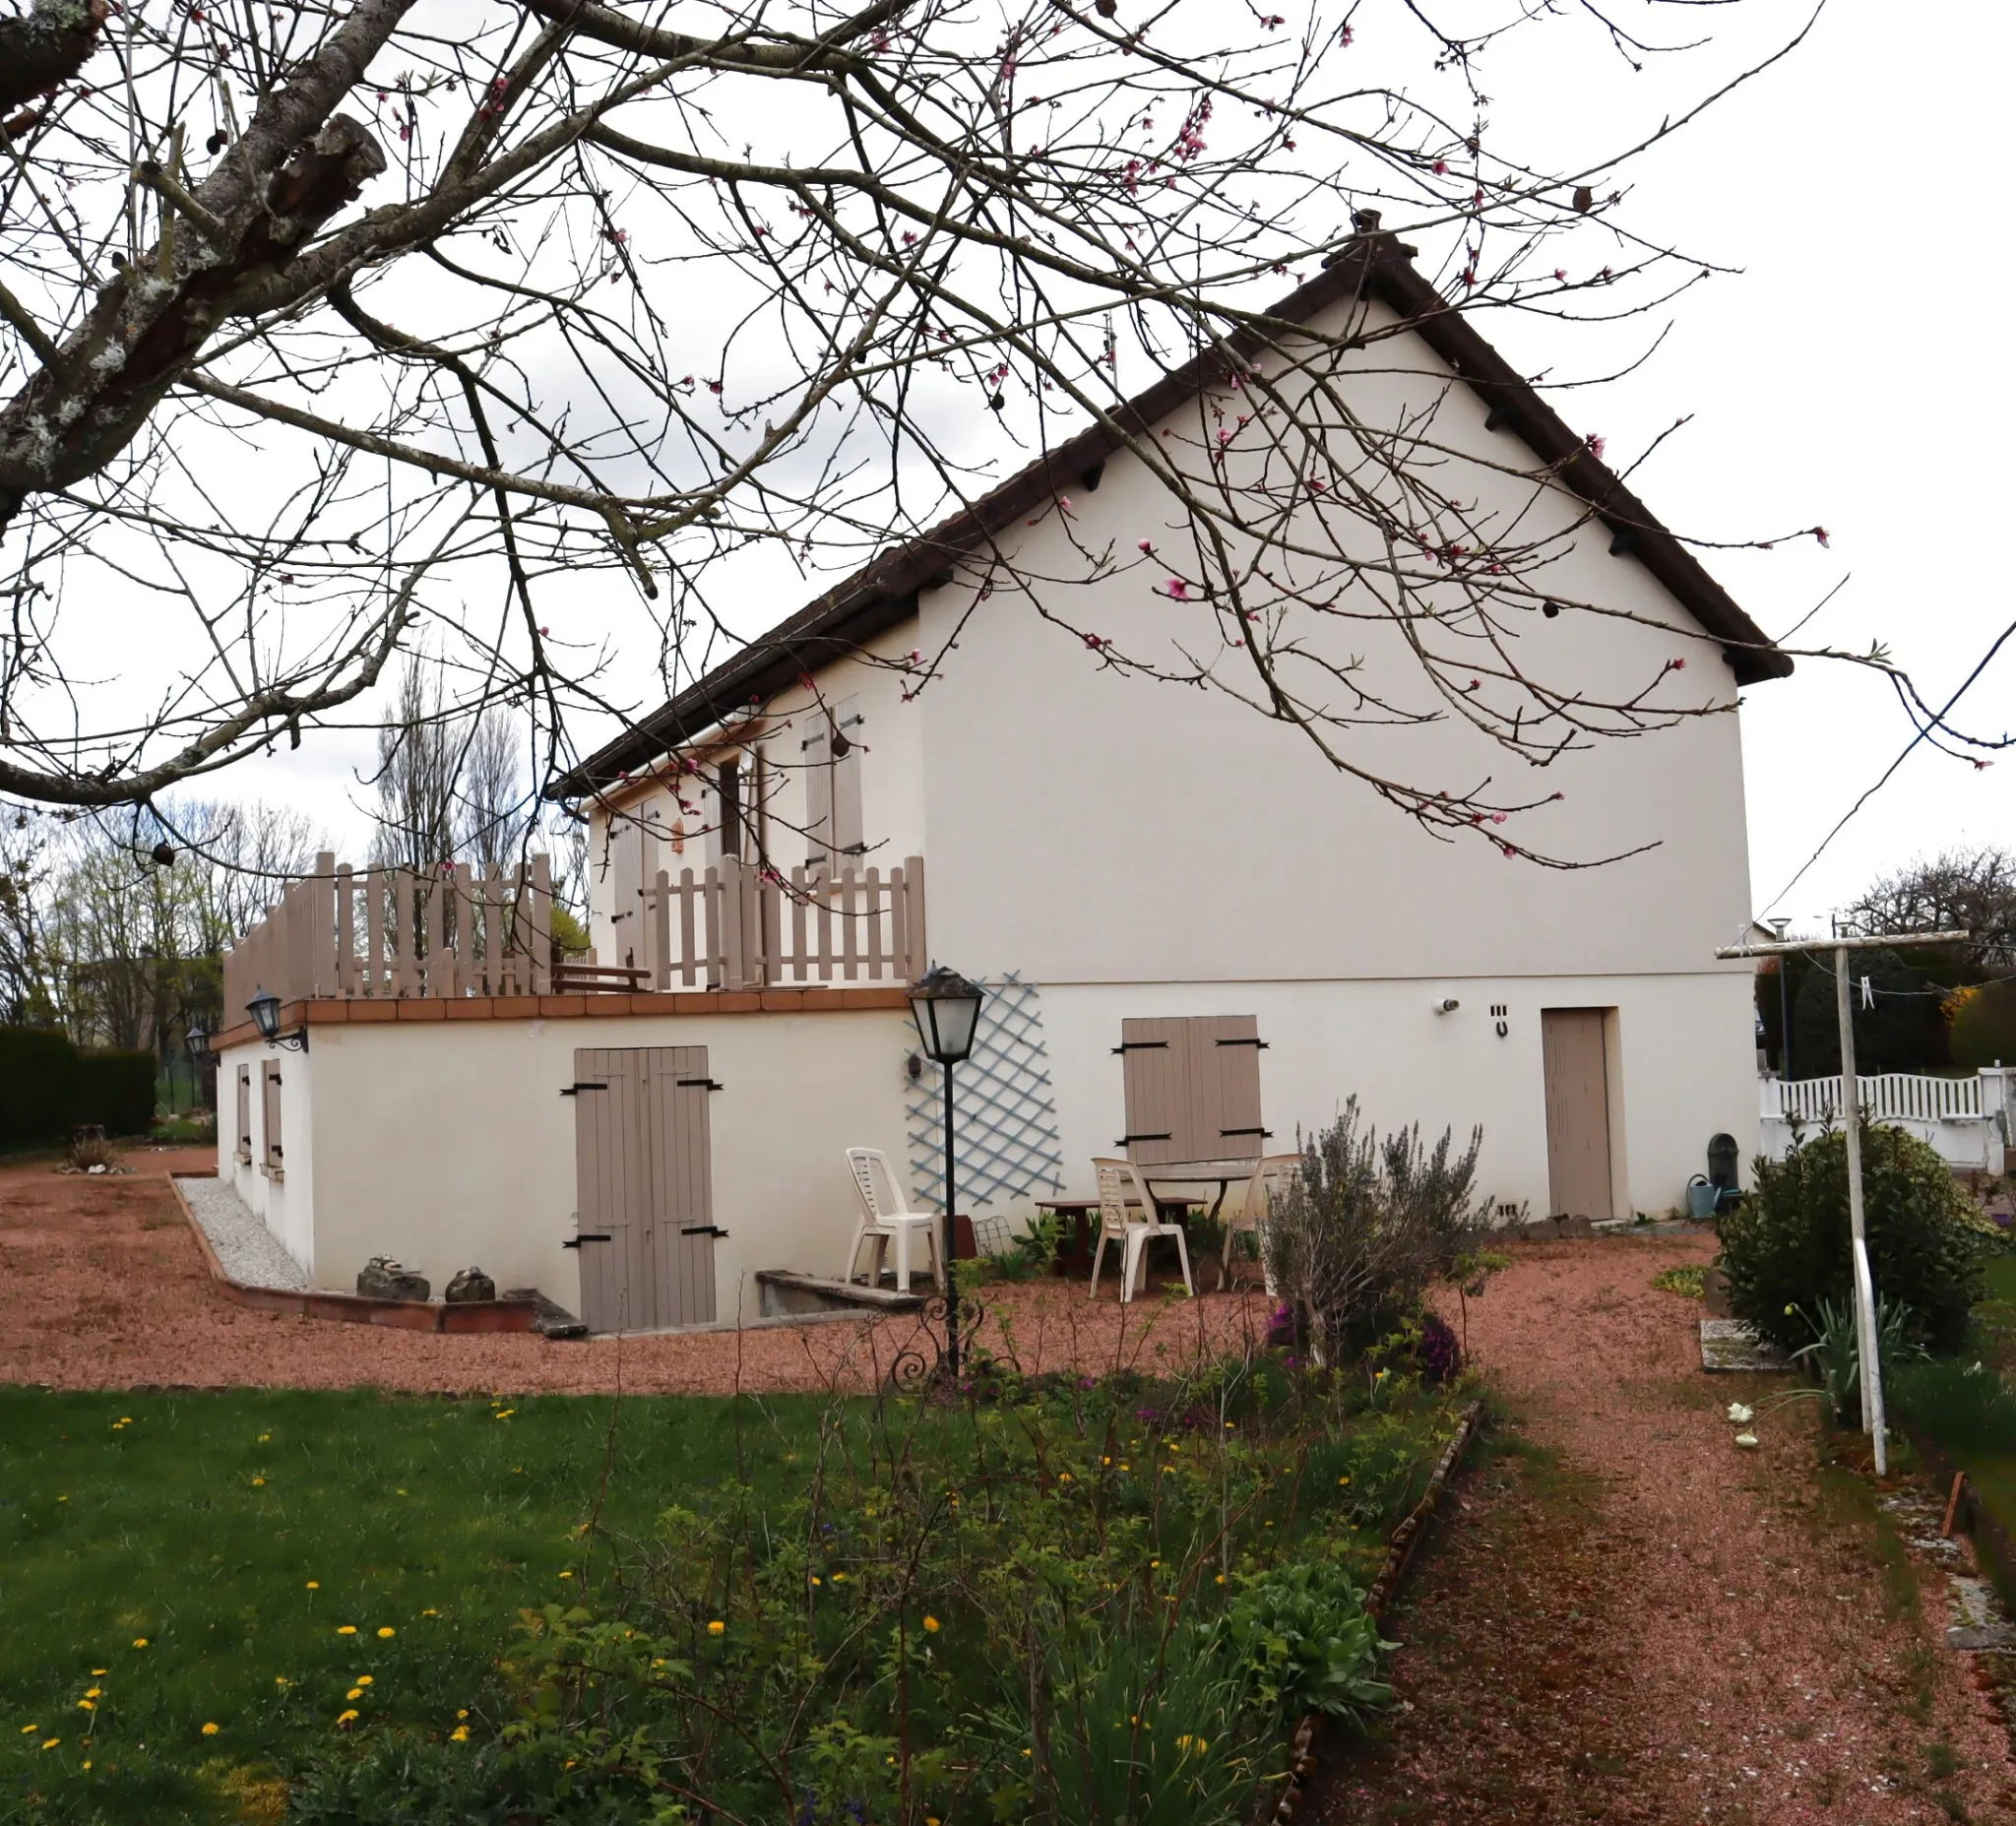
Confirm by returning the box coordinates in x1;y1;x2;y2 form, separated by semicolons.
1089;1157;1192;1303
1224;1153;1300;1290
842;1148;944;1293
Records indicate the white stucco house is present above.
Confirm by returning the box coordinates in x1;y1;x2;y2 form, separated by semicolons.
214;218;1790;1332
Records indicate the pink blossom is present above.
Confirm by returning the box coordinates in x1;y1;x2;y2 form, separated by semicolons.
1339;23;1354;43
1137;538;1155;553
1501;844;1515;857
1083;632;1105;650
1433;160;1448;175
1584;432;1606;461
1670;657;1687;670
1490;812;1507;825
1166;579;1190;599
907;649;922;664
1553;268;1567;283
1814;527;1831;548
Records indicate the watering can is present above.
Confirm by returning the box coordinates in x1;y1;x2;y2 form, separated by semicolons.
1684;1174;1720;1221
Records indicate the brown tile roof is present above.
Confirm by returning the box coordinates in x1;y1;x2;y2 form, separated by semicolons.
551;223;1789;799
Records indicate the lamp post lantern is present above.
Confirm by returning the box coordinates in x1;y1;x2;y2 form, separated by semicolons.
184;1021;213;1110
908;966;985;1382
246;986;308;1052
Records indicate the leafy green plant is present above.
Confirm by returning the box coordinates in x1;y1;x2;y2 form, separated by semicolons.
1718;1119;1983;1354
1208;1559;1393;1722
1651;1265;1705;1299
1889;1357;2016;1459
1790;1293;1926;1423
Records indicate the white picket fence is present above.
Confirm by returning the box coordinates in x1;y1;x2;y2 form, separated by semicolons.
1760;1068;2014;1171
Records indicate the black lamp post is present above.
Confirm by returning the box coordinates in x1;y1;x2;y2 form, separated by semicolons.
185;1021;213;1110
908;965;985;1381
246;986;308;1052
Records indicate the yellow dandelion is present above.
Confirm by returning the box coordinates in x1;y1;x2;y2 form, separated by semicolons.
346;1688;363;1702
40;1738;58;1751
1150;1559;1160;1569
809;1576;822;1586
337;1626;356;1636
832;1572;846;1583
118;1417;131;1425
305;1581;319;1591
1102;1456;1111;1465
558;1571;573;1581
377;1627;395;1639
77;1700;94;1712
355;1677;372;1687
251;1478;266;1487
337;1710;358;1727
495;1410;515;1420
450;1725;471;1742
90;1669;105;1677
456;1709;469;1719
1021;1748;1033;1758
82;1760;92;1771
706;1620;725;1636
396;1488;407;1497
19;1726;37;1735
1215;1573;1227;1585
132;1638;148;1649
421;1608;440;1617
922;1615;941;1633
1119;1463;1130;1472
1058;1471;1073;1483
259;1433;271;1443
56;1495;67;1502
275;1676;288;1688
201;1722;220;1736
84;1688;100;1700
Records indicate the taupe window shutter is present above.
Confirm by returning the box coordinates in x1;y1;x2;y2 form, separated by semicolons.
1188;1016;1268;1151
262;1062;284;1175
235;1066;252;1163
1117;1017;1191;1165
832;697;864;857
1118;1015;1268;1164
801;722;832;868
718;760;742;859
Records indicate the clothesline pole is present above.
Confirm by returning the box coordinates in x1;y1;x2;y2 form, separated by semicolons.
1715;926;1970;1480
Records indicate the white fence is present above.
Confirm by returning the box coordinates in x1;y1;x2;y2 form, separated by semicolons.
1760;1068;2015;1172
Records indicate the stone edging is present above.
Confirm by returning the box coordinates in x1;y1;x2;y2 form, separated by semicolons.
1271;1397;1486;1823
165;1172;540;1334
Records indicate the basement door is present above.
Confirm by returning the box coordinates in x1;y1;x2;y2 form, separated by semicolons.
571;1046;720;1333
1541;1009;1615;1222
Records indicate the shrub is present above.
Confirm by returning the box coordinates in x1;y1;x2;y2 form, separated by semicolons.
75;1047;158;1136
1719;1119;1982;1354
1889;1356;2016;1458
1261;1098;1486;1367
0;1025;79;1148
1951;980;2016;1073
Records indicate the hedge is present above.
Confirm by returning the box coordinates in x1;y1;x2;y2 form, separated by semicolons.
0;1026;158;1148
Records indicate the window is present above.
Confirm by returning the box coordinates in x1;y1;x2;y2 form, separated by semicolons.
262;1062;284;1179
801;697;865;869
1116;1017;1269;1164
718;759;742;859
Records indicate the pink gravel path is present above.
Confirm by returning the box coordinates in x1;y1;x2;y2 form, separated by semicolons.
0;1154;1268;1394
1317;1233;2015;1824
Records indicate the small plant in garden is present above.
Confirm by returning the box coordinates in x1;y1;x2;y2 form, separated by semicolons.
1207;1559;1395;1722
1790;1293;1927;1423
1718;1119;1982;1354
1651;1265;1706;1299
1261;1099;1489;1368
64;1127;118;1172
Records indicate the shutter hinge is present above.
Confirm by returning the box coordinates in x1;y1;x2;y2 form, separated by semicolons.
564;1233;613;1248
1116;1131;1171;1145
1219;1126;1274;1138
1215;1037;1269;1048
681;1225;730;1238
677;1077;725;1091
560;1082;610;1097
1111;1040;1170;1053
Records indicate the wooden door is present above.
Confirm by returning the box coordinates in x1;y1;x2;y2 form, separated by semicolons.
571;1046;718;1333
1542;1009;1614;1220
644;1047;718;1328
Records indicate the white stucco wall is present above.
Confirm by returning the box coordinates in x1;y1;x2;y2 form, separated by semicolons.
1027;972;1759;1223
216;1043;316;1277
224;1008;913;1318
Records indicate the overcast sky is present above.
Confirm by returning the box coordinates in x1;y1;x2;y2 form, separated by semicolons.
210;0;2004;935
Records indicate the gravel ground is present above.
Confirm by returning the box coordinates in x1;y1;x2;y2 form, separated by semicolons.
0;1154;1269;1393
1315;1233;2014;1825
177;1172;307;1291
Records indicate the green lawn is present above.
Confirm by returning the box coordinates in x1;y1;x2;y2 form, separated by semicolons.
0;1386;818;1824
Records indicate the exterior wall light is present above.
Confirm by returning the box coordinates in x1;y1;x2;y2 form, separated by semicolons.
246;986;309;1052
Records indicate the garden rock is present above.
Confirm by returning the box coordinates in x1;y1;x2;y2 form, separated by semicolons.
356;1256;429;1301
444;1266;496;1303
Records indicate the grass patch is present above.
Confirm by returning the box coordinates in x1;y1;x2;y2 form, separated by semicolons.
1650;1265;1705;1300
0;1385;804;1823
0;1367;1467;1824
